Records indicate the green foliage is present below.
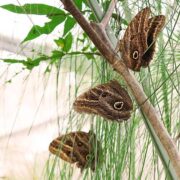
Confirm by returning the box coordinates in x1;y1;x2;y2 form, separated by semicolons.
1;4;63;15
1;4;67;42
54;32;73;52
74;0;83;10
0;2;99;69
63;17;76;36
1;55;49;70
23;16;66;42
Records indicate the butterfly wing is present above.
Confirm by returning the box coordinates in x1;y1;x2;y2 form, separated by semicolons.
141;15;165;67
120;7;165;71
120;7;150;71
49;132;78;163
73;80;133;122
49;131;100;171
73;86;102;115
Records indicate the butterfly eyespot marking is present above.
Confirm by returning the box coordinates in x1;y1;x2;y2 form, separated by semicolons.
132;50;139;60
114;101;124;110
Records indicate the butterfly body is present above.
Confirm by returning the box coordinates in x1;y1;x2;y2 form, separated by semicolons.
119;7;165;71
73;80;133;122
49;131;100;171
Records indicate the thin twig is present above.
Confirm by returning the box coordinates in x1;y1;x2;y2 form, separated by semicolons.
101;0;117;28
60;0;180;178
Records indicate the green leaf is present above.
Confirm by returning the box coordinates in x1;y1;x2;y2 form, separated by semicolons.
102;1;110;11
121;18;128;26
1;55;49;70
89;13;96;21
91;46;97;52
82;45;90;51
1;4;66;42
23;15;66;42
63;33;73;52
51;50;64;59
1;4;64;16
82;0;88;6
63;16;76;36
54;38;65;48
74;0;83;10
2;59;24;64
85;53;95;60
54;34;73;53
50;50;65;63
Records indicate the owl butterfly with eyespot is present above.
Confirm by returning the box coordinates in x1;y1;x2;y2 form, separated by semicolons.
119;7;165;71
49;131;100;171
73;80;133;122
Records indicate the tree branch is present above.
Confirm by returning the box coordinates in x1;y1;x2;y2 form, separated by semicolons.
60;0;180;178
101;0;117;28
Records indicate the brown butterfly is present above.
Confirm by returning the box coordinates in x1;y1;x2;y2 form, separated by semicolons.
73;80;133;122
49;131;100;171
119;7;165;71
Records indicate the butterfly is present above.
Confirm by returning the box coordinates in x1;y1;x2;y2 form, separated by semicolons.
119;7;165;71
73;80;133;122
49;131;100;171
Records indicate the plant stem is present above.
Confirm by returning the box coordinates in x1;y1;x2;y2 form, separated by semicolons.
101;0;117;29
